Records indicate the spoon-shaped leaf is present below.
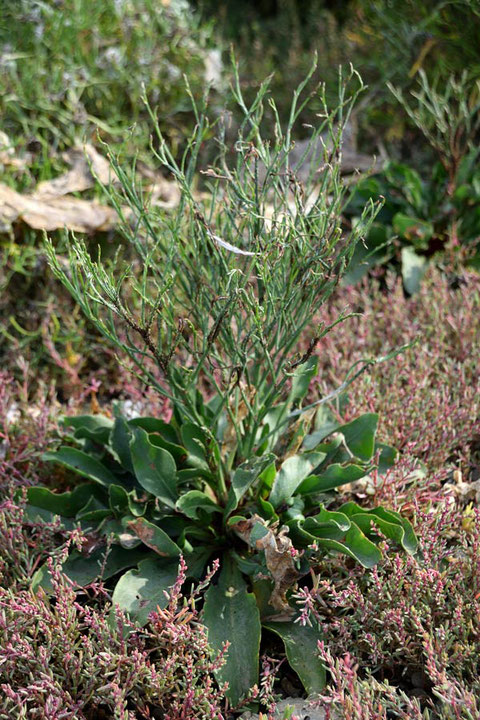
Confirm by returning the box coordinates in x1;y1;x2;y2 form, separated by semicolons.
112;558;179;625
269;452;325;508
264;619;326;692
130;427;177;508
203;554;261;705
42;447;117;486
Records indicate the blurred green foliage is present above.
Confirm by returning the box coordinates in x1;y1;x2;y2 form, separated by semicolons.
344;151;480;292
196;0;480;150
0;0;215;153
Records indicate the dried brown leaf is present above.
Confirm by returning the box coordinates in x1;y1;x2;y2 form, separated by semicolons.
34;143;115;198
148;179;181;209
1;139;181;233
0;182;121;233
231;514;300;614
0;131;28;170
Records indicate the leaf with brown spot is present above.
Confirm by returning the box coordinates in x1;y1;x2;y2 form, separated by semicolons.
127;517;181;557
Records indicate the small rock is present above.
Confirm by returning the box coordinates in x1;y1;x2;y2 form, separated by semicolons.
6;401;20;425
204;48;223;90
241;697;326;720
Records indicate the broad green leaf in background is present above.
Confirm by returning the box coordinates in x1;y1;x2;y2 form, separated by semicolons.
27;484;98;517
259;460;277;493
230;550;267;577
309;435;348;466
385;163;424;210
282;495;305;522
42;447;117;486
302;406;339;450
108;484;145;518
264;619;326;692
304;506;352;534
269;452;326;508
289;515;382;568
224;454;275;517
75;495;111;522
62;414;114;445
110;416;135;473
182;546;214;579
339;413;378;461
109;484;130;517
112;557;179;625
259;403;289;454
289;356;319;405
343;223;390;286
376;442;399;475
129;417;187;463
176;468;213;485
176;490;222;520
32;545;149;593
316;525;383;568
181;423;211;470
339;502;418;554
129;417;179;443
393;213;433;250
257;496;278;521
298;463;367;494
130;427;178;508
203;555;261;705
148;433;187;464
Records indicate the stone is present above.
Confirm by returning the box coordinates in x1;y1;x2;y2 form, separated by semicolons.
241;696;327;720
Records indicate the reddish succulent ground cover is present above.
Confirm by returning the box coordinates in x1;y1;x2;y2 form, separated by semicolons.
295;267;480;718
0;498;229;720
315;268;480;509
1;267;479;718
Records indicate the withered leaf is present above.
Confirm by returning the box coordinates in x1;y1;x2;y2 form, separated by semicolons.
1;141;181;233
0;182;121;233
0;131;27;170
34;143;115;198
231;514;300;615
